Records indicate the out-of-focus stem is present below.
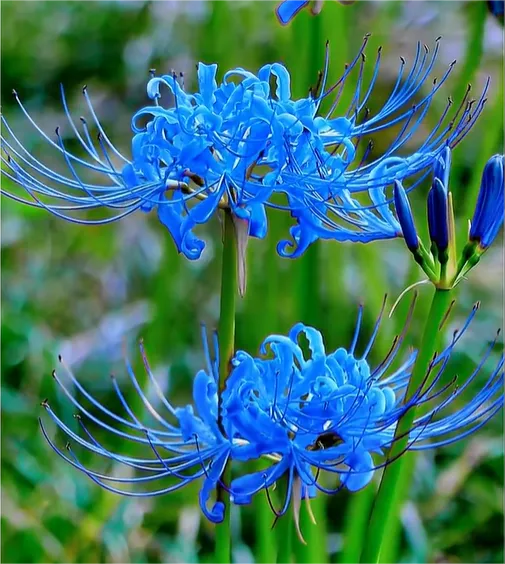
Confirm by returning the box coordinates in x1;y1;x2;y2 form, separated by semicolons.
215;209;238;564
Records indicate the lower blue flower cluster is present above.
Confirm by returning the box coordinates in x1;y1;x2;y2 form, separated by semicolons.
40;304;503;526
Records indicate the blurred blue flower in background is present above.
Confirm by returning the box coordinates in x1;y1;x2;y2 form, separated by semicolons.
1;39;489;259
487;0;505;19
276;0;357;25
40;303;503;530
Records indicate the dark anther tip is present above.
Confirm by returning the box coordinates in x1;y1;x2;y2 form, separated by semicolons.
12;89;18;97
97;132;103;141
110;373;116;380
361;53;366;62
433;78;438;85
364;32;371;39
436;35;442;42
149;68;156;74
474;301;481;310
325;39;330;47
400;56;406;64
378;45;382;53
65;442;71;451
450;60;457;67
55;126;60;135
82;85;88;93
51;370;57;378
58;354;62;362
423;44;429;53
344;63;349;70
73;413;81;420
496;328;502;337
79;116;86;123
41;399;49;408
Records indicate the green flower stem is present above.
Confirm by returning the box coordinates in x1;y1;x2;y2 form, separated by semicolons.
253;209;282;564
360;287;453;564
276;477;294;564
290;7;331;561
338;487;375;563
215;209;238;564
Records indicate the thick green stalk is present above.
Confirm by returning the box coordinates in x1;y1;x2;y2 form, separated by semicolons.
215;210;238;564
290;9;328;563
276;478;294;564
359;288;453;564
253;209;282;564
338;488;375;563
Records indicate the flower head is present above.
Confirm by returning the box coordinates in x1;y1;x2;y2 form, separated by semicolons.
225;301;502;531
41;304;503;532
2;40;487;258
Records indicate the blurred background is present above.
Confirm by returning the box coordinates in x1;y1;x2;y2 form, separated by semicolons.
1;1;503;563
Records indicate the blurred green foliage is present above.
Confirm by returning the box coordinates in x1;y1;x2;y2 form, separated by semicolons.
1;1;503;563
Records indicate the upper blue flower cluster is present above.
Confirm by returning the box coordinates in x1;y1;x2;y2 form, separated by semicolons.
2;39;488;258
41;304;503;528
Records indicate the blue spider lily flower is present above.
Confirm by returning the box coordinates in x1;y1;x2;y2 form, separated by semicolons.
469;154;504;249
2;38;488;259
41;303;503;530
275;38;489;256
275;0;356;25
226;301;503;534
